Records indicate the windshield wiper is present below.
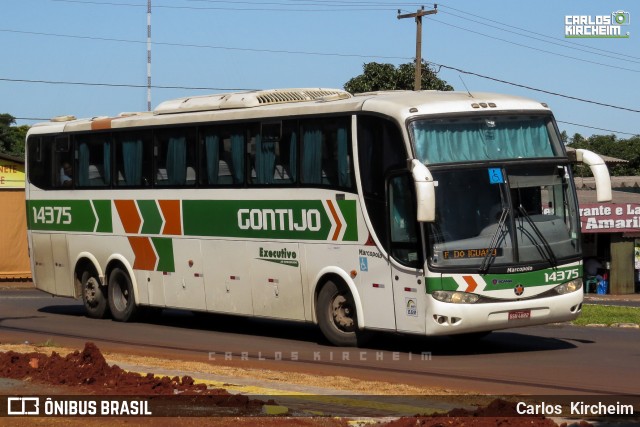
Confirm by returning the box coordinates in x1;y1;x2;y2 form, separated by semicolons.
479;207;509;274
517;206;558;267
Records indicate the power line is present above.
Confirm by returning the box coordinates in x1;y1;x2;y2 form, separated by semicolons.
0;28;410;60
0;77;255;91
14;117;51;121
3;75;637;135
436;8;640;66
43;0;640;69
49;0;398;11
437;4;640;62
427;17;640;74
426;63;640;114
2;25;638;113
556;121;638;136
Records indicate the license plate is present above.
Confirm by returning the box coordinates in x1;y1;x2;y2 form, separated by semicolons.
508;310;531;321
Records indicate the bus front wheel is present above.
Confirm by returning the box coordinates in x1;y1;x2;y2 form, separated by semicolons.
108;267;138;322
81;271;109;319
317;281;359;347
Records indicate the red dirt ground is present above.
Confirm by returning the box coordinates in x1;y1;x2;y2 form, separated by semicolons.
0;342;577;426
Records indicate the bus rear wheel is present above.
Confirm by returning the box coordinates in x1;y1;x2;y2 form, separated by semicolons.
317;281;359;347
108;267;138;322
81;271;109;319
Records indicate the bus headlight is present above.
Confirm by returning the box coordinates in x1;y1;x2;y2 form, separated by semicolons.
432;290;480;304
554;279;582;295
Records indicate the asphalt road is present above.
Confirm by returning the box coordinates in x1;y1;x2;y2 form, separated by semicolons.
1;288;639;396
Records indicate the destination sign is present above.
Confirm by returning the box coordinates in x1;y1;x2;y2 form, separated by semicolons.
443;248;502;259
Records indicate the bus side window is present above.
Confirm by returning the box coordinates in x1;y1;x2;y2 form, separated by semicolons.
251;121;296;185
54;136;73;188
200;126;245;186
115;132;152;187
155;127;196;187
388;173;421;267
357;115;407;251
27;136;54;189
75;133;111;188
300;118;353;190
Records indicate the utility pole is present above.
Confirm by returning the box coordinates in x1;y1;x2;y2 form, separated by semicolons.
397;5;437;91
147;0;152;111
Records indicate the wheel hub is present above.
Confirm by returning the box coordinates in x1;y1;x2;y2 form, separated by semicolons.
331;295;354;330
84;278;99;305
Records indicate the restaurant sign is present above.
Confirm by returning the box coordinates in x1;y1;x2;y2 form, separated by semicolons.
579;203;640;233
0;160;25;189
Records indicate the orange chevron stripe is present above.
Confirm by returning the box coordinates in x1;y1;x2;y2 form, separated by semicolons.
326;200;342;241
462;276;478;293
159;200;182;235
128;236;157;270
114;200;141;234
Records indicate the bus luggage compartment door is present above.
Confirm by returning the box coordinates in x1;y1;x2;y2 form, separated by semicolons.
162;239;206;311
249;242;304;320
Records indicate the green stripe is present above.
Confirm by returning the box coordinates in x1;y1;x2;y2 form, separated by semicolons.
182;200;358;241
138;200;163;235
27;200;113;233
426;265;583;294
152;237;175;272
337;199;358;241
28;200;96;232
92;200;112;233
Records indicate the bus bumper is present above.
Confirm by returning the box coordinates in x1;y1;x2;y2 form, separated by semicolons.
425;290;583;336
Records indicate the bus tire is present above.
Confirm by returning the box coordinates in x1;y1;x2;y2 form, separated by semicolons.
81;271;109;319
108;267;138;322
317;281;360;347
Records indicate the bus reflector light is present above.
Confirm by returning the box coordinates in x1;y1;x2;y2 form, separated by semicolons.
372;283;385;288
350;270;357;278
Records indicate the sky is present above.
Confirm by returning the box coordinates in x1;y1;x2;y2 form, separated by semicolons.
1;0;638;140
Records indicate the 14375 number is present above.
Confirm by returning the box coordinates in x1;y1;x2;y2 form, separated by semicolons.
32;206;72;225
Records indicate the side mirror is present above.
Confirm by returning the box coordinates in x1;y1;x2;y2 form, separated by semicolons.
409;159;436;222
575;149;612;202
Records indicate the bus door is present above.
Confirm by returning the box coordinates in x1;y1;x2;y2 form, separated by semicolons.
387;173;427;334
249;241;305;320
162;239;206;311
32;233;74;297
31;233;56;295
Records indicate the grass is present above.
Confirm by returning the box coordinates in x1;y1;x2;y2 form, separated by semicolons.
36;339;60;348
573;305;640;326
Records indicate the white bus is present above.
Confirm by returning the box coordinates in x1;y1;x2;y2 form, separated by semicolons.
25;88;612;346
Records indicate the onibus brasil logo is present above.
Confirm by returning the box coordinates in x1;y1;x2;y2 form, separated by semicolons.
565;10;630;38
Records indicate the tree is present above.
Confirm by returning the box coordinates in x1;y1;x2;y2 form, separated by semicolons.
568;133;640;177
560;130;568;145
344;60;454;93
0;113;28;157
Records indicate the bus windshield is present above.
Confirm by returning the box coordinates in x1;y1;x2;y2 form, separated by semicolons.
427;164;581;271
409;115;561;165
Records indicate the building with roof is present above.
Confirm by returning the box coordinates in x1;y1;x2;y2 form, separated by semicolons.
576;177;640;294
0;152;30;280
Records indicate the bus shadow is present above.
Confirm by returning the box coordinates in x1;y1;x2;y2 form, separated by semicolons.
152;308;327;343
362;330;578;355
39;304;86;317
37;304;577;355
